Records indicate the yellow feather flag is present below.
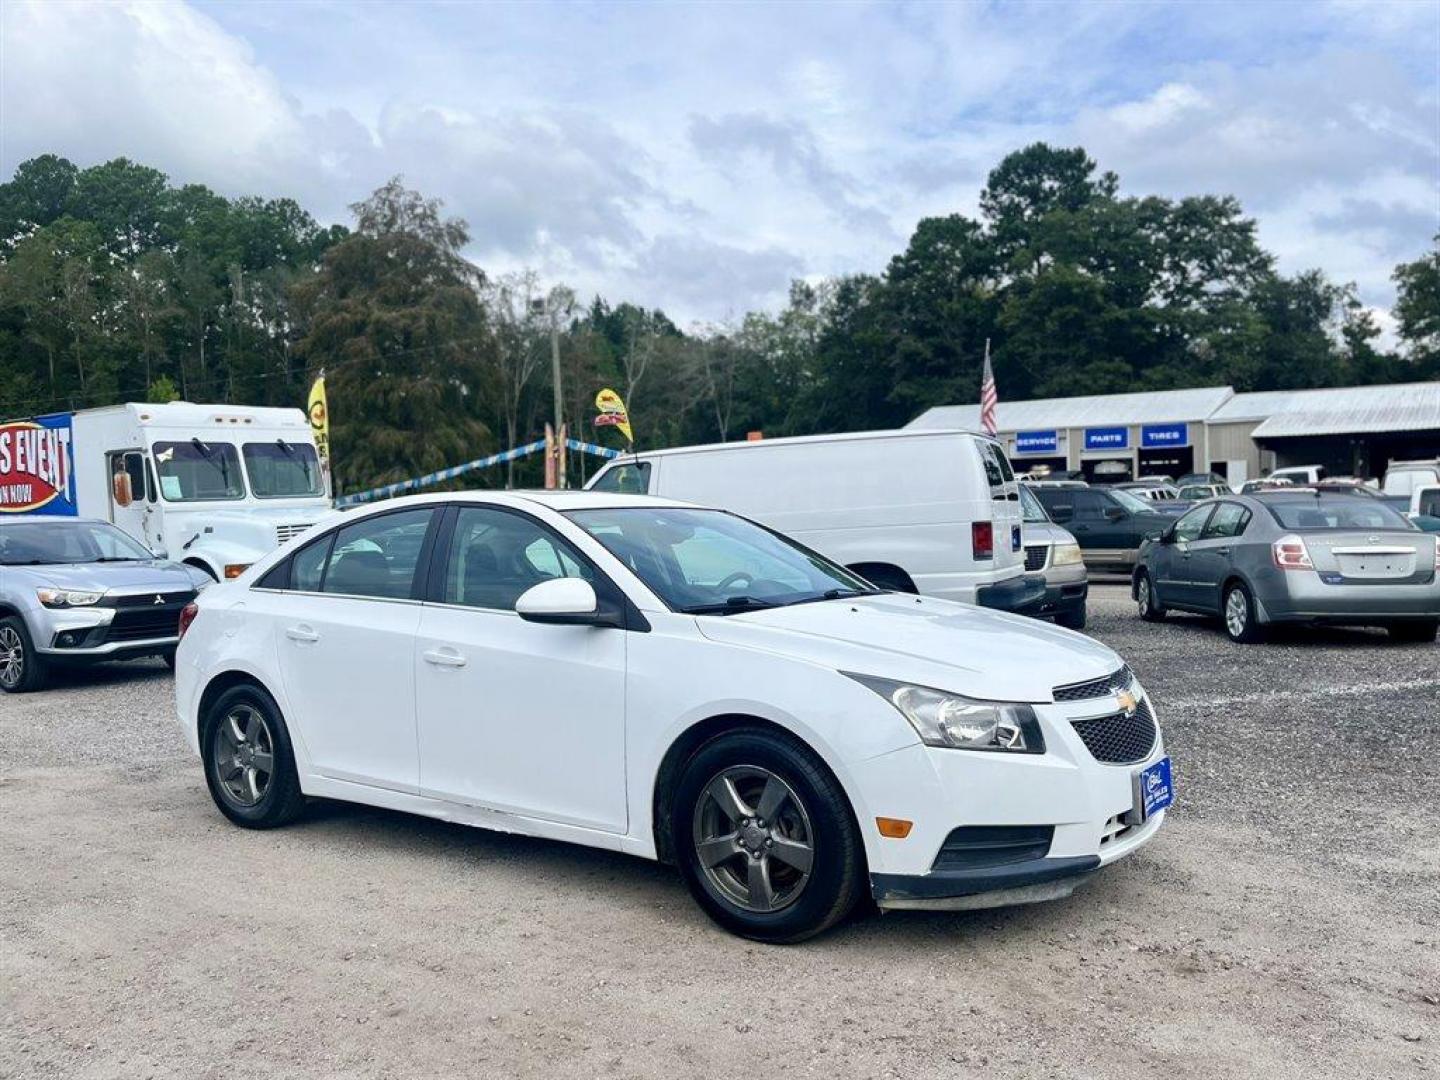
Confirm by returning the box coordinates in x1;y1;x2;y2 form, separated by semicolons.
594;387;633;444
308;372;332;494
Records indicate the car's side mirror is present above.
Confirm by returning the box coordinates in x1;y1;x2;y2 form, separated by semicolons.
113;470;134;508
1159;525;1177;544
1104;506;1126;521
1050;505;1073;523
515;578;620;627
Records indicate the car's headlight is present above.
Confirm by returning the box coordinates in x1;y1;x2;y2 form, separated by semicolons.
1052;542;1084;566
845;674;1045;753
37;587;105;608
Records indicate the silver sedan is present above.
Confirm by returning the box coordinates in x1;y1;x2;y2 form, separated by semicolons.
1131;491;1439;643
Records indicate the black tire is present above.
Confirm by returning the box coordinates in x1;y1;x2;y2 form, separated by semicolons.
1055;605;1087;631
672;727;864;943
162;649;177;670
1222;581;1265;643
1135;572;1166;622
854;566;916;593
201;683;306;828
0;615;49;693
1388;619;1438;643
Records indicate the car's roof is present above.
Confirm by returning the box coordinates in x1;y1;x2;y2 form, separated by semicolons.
340;489;705;515
593;427;993;463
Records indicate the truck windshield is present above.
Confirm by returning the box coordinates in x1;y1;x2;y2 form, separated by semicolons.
1018;484;1050;524
152;440;245;501
566;507;878;613
0;520;153;565
1109;488;1154;514
243;441;324;498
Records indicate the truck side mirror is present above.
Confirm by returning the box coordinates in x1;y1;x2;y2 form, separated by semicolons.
1104;506;1126;522
112;470;134;508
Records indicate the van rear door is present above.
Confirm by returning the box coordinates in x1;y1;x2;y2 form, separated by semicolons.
974;436;1024;572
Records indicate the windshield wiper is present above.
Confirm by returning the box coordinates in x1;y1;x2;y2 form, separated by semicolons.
784;587;885;607
680;596;781;615
92;556;146;562
276;438;296;457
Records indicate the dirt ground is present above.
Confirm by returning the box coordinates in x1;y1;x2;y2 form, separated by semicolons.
2;584;1437;1079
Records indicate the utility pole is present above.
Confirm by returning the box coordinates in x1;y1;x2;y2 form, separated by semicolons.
544;286;572;488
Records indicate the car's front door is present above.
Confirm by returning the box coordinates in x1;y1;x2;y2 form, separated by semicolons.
1186;502;1251;612
1153;504;1214;607
271;506;438;792
413;505;629;833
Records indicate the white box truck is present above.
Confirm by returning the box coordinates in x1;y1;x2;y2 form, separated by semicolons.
0;402;332;580
585;428;1048;615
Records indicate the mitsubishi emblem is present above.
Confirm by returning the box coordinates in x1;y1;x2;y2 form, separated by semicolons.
153;594;165;605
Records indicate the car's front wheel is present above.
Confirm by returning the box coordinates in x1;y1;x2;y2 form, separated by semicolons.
673;728;864;943
1222;581;1264;643
0;616;48;693
1135;572;1165;623
201;683;306;828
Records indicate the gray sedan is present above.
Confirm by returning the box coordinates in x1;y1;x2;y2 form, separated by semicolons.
1131;492;1439;643
0;518;209;692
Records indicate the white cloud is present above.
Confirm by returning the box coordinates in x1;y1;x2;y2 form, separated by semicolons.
1;0;1436;326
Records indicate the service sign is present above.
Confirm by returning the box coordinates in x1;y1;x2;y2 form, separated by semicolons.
1083;426;1129;451
0;415;78;516
1014;429;1058;455
1141;422;1188;449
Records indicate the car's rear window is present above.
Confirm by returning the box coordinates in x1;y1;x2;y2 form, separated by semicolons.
1265;496;1413;531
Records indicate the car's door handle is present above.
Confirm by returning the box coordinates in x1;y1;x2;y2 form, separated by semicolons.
423;648;467;668
1215;547;1231;556
285;625;320;643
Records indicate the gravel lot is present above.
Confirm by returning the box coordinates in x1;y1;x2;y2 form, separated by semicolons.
3;582;1437;1079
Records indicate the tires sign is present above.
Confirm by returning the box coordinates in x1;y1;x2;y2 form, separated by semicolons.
0;415;77;516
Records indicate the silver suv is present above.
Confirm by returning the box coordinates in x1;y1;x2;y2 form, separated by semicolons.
0;518;209;692
1018;484;1089;630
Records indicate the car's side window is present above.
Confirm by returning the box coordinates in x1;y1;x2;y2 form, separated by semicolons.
443;507;594;611
1201;503;1249;540
292;534;333;591
1173;505;1213;543
1074;492;1108;520
319;509;434;600
590;462;650;494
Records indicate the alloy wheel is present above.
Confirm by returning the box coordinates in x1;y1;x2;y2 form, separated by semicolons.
1225;589;1248;638
1137;578;1151;616
214;704;276;807
0;627;23;689
692;765;815;914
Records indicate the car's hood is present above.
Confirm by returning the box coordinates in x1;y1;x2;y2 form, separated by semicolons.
1023;520;1077;545
26;560;208;595
694;593;1121;703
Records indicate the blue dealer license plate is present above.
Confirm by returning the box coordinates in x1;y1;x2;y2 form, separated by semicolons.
1134;756;1174;821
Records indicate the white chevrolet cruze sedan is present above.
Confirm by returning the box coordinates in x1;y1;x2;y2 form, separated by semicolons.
175;491;1172;942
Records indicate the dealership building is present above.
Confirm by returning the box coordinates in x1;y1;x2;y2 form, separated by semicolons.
908;380;1440;485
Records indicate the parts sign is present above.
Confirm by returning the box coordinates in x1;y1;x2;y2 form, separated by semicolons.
0;415;78;515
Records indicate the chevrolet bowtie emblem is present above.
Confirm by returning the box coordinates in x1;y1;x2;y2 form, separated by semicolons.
1116;689;1137;713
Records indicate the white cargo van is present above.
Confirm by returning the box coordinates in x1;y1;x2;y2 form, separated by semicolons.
0;402;331;580
585;429;1047;614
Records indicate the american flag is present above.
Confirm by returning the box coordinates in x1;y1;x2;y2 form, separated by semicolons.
979;339;998;436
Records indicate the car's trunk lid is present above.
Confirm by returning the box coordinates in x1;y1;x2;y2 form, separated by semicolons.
1304;530;1435;582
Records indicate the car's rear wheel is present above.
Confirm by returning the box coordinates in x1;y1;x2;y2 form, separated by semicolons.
201;684;306;828
1055;606;1087;631
1388;619;1438;643
0;616;48;693
673;728;863;943
1222;581;1264;643
1135;573;1165;622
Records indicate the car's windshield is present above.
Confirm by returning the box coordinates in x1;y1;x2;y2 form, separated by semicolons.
1109;487;1153;514
1018;484;1049;524
243;440;324;498
566;507;878;613
153;440;245;501
1265;496;1414;531
0;521;154;565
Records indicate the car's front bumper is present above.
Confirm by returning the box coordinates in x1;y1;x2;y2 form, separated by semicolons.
32;595;188;658
851;686;1168;910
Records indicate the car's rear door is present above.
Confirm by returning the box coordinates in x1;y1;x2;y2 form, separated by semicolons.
1187;502;1250;612
271;506;439;792
412;504;629;833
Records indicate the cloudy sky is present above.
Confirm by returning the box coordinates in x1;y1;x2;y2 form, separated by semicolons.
2;0;1437;330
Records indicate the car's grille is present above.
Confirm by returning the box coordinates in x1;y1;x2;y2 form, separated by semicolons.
1072;698;1157;765
931;825;1054;871
276;523;313;544
100;591;195;643
1053;666;1133;702
1023;544;1049;571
